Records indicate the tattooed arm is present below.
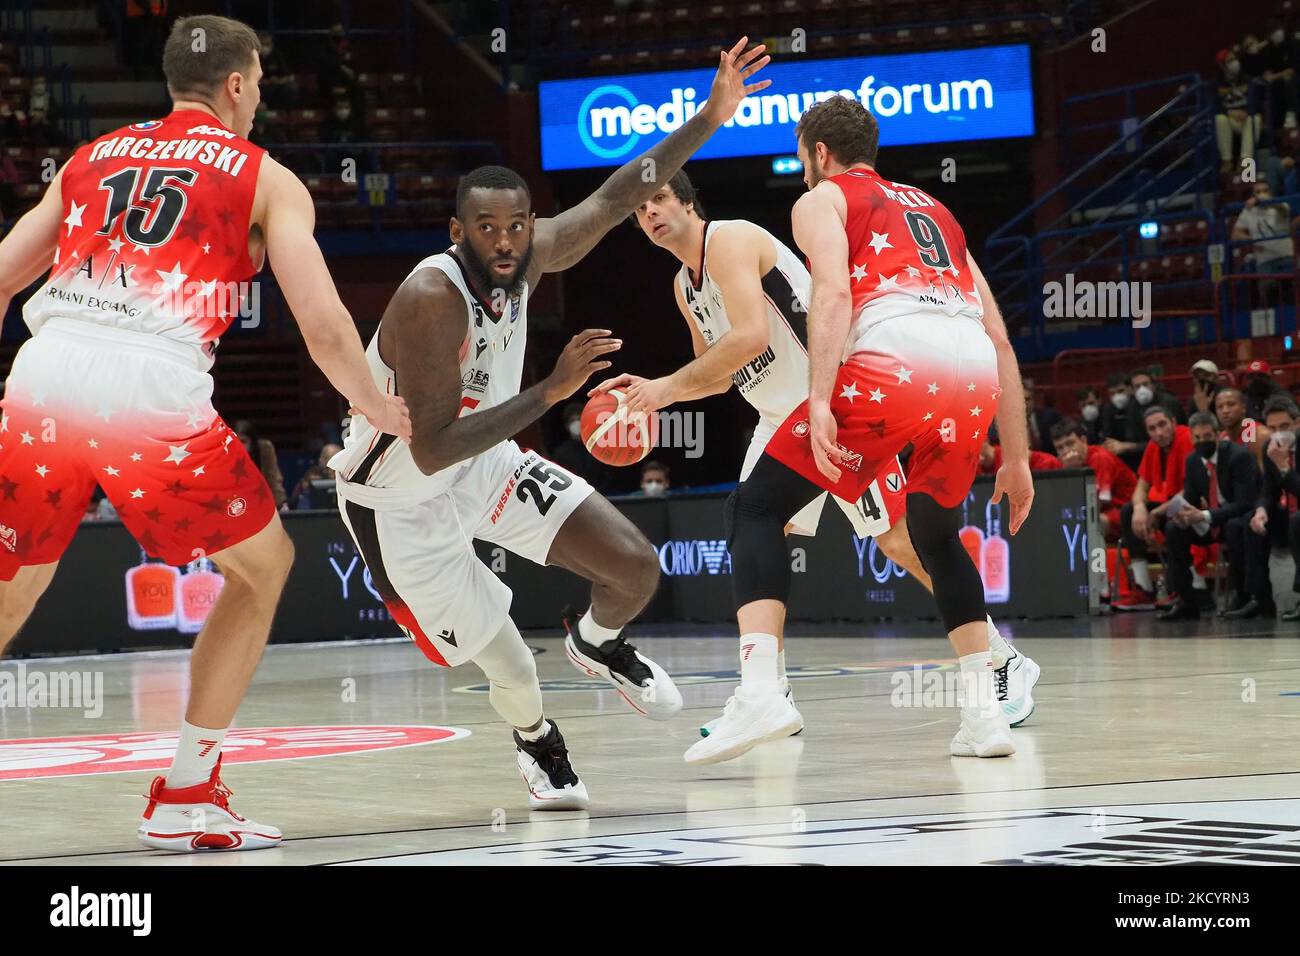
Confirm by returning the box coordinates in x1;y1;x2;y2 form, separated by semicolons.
525;38;770;285
381;269;620;475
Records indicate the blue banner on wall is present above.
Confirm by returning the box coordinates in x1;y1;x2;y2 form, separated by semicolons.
539;44;1034;171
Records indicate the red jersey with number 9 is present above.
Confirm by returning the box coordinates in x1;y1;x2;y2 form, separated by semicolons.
22;109;266;366
829;167;984;352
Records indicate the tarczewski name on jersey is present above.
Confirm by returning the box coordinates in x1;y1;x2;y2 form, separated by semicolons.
86;131;254;177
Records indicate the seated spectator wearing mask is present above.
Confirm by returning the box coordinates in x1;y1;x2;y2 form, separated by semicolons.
1214;48;1259;173
638;460;670;497
1252;397;1300;622
1101;371;1145;471
1052;418;1136;541
1186;359;1223;417
1115;405;1195;611
1240;360;1286;422
1077;385;1104;444
1159;411;1264;622
548;401;612;492
1130;368;1185;424
290;443;343;509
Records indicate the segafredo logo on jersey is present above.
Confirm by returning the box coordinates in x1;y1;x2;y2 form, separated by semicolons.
541;45;1033;169
453;660;952;694
0;725;469;781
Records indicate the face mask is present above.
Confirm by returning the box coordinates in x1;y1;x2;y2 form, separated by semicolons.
1226;60;1241;77
1111;392;1130;410
1196;440;1218;460
1081;403;1100;422
1135;385;1154;405
335;109;351;121
642;481;665;497
1273;29;1286;44
1274;429;1297;450
567;421;581;439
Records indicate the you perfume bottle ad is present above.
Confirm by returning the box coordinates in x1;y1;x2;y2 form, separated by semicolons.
124;551;225;633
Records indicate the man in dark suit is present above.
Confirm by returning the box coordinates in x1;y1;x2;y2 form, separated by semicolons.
1249;396;1300;620
1158;411;1264;621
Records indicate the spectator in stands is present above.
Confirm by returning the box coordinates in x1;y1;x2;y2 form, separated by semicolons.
1022;376;1062;453
1052;418;1137;541
1077;385;1104;444
249;103;284;146
1159;411;1263;621
1101;371;1146;470
123;0;169;81
1233;180;1294;306
1252;396;1300;621
256;31;298;109
548;401;611;492
1215;49;1260;176
289;443;343;510
1211;385;1253;442
26;76;49;117
1240;359;1286;422
1187;359;1224;416
321;97;369;144
1115;405;1194;611
0;100;21;142
23;107;68;148
1130;367;1185;424
0;150;20;221
979;440;1062;475
1247;21;1297;131
318;23;356;98
233;419;288;511
638;460;670;497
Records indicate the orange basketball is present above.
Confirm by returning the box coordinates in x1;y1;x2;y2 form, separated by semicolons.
581;389;659;466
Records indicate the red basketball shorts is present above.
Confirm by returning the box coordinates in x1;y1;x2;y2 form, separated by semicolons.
766;315;1000;509
0;319;275;580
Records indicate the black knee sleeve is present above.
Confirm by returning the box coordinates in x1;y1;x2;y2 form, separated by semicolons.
906;492;986;633
729;454;824;610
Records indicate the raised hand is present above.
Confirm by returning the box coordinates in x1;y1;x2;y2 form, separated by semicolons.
703;37;772;124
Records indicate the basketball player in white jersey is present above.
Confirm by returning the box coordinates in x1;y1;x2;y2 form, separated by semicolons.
592;170;1038;763
329;41;771;808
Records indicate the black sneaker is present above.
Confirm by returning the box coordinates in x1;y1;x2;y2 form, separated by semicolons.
561;605;682;720
514;720;589;810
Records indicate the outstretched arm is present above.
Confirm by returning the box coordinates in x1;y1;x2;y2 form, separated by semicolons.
0;167;63;319
526;38;770;283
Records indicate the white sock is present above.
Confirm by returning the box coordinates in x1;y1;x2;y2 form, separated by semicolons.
777;648;787;680
166;721;227;788
578;608;621;647
1192;571;1207;591
958;651;998;719
739;633;780;689
986;616;1013;669
1130;559;1153;593
518;719;551;742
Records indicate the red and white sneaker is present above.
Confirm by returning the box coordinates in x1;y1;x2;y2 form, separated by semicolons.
138;758;282;852
1111;587;1156;611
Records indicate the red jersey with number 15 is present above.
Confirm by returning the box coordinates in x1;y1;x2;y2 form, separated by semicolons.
829;167;984;353
22;108;266;367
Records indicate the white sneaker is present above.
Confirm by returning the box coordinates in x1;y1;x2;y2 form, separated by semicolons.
138;758;282;852
996;648;1041;727
684;683;804;765
950;709;1016;757
701;678;802;738
562;608;682;721
515;721;590;811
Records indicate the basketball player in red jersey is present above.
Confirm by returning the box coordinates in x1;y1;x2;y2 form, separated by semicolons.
726;96;1036;759
0;15;409;851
